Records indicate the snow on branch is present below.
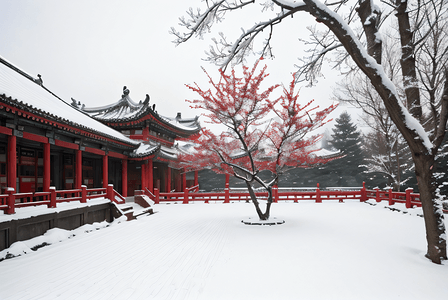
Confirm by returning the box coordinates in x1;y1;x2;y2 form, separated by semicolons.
302;0;433;153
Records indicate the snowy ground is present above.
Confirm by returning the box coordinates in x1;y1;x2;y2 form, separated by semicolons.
0;200;447;300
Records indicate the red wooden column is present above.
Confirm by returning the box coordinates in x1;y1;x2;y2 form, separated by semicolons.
182;168;188;204
141;163;147;190
167;167;171;192
102;155;108;188
147;159;153;193
122;159;128;197
43;142;51;192
7;135;17;192
75;149;82;189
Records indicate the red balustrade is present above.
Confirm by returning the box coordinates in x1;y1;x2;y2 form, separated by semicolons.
0;184;125;214
1;182;441;216
143;182;428;211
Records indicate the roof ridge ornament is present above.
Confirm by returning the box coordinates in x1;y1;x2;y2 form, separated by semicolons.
122;86;130;98
144;94;150;105
35;74;43;86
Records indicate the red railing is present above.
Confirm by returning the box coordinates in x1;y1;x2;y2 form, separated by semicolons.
144;183;426;210
0;184;125;215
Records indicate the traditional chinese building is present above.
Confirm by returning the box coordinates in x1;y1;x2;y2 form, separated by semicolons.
0;56;200;197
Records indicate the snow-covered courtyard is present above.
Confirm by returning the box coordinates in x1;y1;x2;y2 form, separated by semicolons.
0;201;447;299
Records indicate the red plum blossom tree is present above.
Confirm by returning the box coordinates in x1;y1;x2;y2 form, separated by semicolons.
179;60;337;220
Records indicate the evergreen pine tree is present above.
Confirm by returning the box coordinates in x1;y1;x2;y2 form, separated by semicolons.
326;111;366;186
362;127;415;191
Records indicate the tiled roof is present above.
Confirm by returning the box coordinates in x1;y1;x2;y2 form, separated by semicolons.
0;56;139;147
77;87;200;136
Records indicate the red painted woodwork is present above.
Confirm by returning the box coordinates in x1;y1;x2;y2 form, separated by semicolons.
141;163;147;190
22;132;48;143
6;188;15;214
84;146;105;156
0;102;135;148
55;139;78;150
147;160;153;193
75;150;82;189
102;155;108;188
0;125;12;136
43;143;51;192
167;167;171;192
122;159;128;197
49;187;56;208
0;185;127;214
129;132;174;147
105;113;191;138
316;183;322;203
108;151;127;159
181;169;189;204
7;135;16;192
142;126;150;140
142;183;429;213
80;185;87;203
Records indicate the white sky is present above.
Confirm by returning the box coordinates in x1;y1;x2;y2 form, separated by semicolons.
0;0;361;132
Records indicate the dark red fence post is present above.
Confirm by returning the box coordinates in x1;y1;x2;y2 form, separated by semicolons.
49;187;56;208
405;188;413;208
224;182;230;203
388;188;394;206
6;187;15;214
81;185;87;203
360;182;367;202
183;186;189;204
316;183;322;203
154;188;160;204
375;188;380;202
107;184;114;202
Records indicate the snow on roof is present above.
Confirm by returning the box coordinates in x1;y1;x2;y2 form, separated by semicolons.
78;87;200;134
160;114;200;133
77;87;150;121
130;141;160;158
158;145;178;160
0;56;139;146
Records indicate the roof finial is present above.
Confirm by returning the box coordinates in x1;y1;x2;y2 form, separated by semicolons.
35;74;43;85
122;86;130;98
71;98;78;108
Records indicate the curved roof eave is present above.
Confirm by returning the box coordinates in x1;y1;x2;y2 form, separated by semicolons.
129;143;161;158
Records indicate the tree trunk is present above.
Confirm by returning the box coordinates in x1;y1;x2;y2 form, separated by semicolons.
303;0;447;263
413;154;447;264
395;0;423;120
245;181;271;220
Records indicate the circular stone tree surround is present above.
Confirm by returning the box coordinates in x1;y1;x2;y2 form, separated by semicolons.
241;217;285;225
